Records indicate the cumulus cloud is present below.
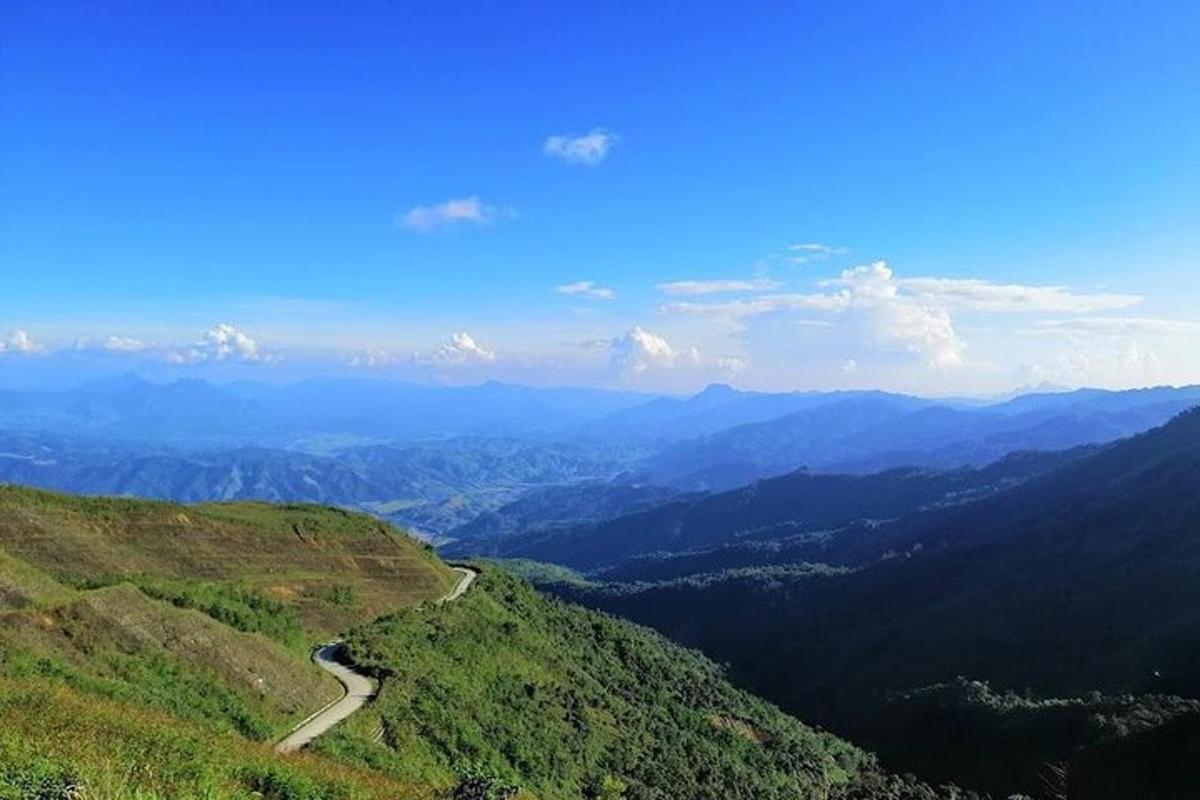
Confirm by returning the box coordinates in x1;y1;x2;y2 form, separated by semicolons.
1013;335;1180;390
421;332;496;366
166;324;266;364
656;278;782;296
661;261;1149;372
825;262;965;368
543;129;618;165
0;329;40;354
399;196;507;233
1011;315;1200;389
556;280;616;300
608;326;679;374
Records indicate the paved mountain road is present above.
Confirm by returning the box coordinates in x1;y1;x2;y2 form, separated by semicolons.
275;566;478;753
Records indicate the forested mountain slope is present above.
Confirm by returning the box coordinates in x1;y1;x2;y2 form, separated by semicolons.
551;408;1200;796
456;447;1087;571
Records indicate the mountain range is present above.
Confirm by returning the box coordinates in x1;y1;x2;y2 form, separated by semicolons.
4;376;1200;543
543;407;1200;796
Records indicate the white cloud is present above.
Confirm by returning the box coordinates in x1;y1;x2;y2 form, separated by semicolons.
347;348;396;368
166;324;265;364
1022;317;1200;336
609;326;679;374
543;129;618;165
399;196;507;233
714;355;748;377
896;277;1142;313
198;323;262;361
785;242;848;264
1009;316;1200;389
0;329;40;354
556;280;616;300
663;261;1149;373
661;292;848;320
1012;337;1178;390
656;278;782;296
825;262;965;368
841;359;859;374
421;332;496;365
103;336;148;352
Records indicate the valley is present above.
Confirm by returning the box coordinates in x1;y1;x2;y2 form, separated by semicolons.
2;379;1199;798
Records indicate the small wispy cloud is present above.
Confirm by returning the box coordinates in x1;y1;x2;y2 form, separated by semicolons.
102;336;148;352
399;196;508;233
346;348;396;368
895;277;1142;313
785;242;848;264
556;280;616;300
1021;317;1200;337
656;277;782;296
543;129;618;165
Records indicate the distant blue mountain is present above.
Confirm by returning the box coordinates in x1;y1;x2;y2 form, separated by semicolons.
639;384;1200;488
0;375;655;447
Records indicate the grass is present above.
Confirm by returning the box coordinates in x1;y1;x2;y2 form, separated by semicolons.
63;573;310;650
0;548;79;610
0;484;456;636
0;487;459;797
0;579;341;737
0;676;432;799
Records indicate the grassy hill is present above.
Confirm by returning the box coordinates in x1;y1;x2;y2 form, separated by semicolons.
0;676;430;800
0;485;955;799
0;485;457;635
0;486;456;798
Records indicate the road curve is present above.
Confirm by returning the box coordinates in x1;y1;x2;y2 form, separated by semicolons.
275;566;478;753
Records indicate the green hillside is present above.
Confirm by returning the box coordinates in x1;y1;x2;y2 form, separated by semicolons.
0;486;456;798
0;676;430;800
0;485;457;635
313;567;951;800
0;485;952;799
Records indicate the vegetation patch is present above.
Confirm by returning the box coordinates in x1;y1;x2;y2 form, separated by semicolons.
319;567;956;800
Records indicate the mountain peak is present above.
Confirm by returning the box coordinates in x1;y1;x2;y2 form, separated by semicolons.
695;383;738;399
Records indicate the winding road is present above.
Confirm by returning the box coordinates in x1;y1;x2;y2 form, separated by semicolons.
275;566;477;753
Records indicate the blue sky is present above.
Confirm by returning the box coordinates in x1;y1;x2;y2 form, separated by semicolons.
3;1;1199;393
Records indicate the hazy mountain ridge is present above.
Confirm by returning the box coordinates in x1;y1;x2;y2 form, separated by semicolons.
642;386;1200;488
5;377;1198;548
447;446;1092;570
0;375;657;448
0;431;639;539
